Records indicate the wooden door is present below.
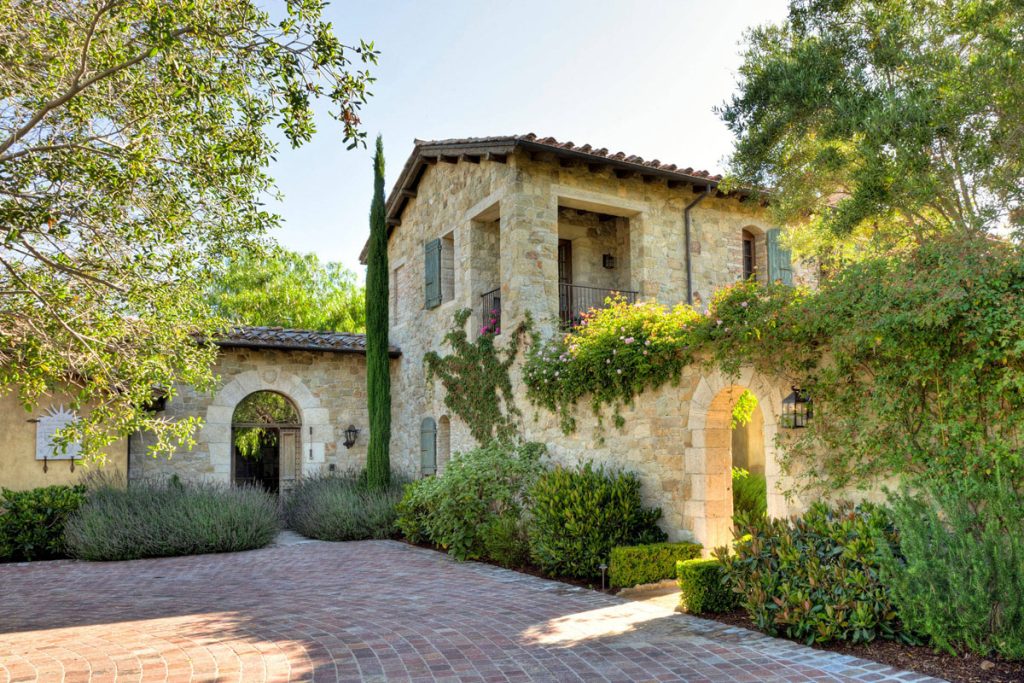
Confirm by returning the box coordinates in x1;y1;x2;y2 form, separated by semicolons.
279;428;300;495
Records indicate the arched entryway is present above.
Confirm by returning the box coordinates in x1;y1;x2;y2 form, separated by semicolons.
685;370;785;552
231;391;301;494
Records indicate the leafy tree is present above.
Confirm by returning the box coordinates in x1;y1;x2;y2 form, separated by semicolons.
721;0;1024;260
364;135;390;488
0;1;377;458
209;248;366;332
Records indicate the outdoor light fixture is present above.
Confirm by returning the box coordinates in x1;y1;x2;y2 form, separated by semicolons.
602;254;616;269
343;425;359;449
781;388;812;429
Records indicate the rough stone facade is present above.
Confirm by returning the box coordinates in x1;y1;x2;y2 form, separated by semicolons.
384;143;818;551
129;347;391;483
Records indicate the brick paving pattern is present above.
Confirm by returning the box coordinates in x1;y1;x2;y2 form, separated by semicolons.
0;540;943;682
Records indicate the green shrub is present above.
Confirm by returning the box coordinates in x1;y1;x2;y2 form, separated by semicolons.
284;472;406;541
481;512;531;569
677;558;737;615
528;462;667;580
0;485;86;561
394;441;545;563
731;467;766;521
395;476;440;544
609;542;702;589
880;479;1024;660
65;475;278;561
720;502;907;645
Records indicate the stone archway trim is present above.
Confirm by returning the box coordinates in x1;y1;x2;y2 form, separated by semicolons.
201;370;333;482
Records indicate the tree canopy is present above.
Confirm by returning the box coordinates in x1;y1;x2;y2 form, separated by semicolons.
721;0;1024;261
0;0;376;459
209;248;366;332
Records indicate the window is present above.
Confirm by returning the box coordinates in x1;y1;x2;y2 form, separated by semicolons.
441;231;455;303
391;264;403;321
766;228;794;285
742;229;756;280
420;417;437;477
424;239;442;309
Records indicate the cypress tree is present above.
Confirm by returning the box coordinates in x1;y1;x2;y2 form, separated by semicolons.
365;135;391;488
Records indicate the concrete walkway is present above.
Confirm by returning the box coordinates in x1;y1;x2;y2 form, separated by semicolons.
0;540;942;682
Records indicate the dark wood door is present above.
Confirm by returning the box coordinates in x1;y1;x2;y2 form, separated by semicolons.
558;239;573;324
557;239;573;284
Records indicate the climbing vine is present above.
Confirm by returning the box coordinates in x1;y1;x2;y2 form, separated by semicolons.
424;308;530;444
525;237;1024;496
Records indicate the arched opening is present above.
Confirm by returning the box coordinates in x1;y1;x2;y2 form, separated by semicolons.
231;391;301;494
696;385;767;550
436;416;451;475
730;390;768;523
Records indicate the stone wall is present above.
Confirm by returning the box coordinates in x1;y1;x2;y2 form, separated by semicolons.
385;149;818;550
129;347;387;482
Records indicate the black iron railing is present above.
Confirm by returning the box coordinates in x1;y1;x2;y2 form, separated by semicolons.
480;288;501;335
559;283;638;328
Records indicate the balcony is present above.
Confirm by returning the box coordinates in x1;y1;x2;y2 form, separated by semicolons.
480;288;501;335
559;283;638;328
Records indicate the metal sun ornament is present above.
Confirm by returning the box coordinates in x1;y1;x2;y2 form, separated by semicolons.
781;388;813;429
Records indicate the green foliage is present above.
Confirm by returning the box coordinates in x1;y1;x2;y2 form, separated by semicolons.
394;441;545;564
0;0;377;460
231;391;300;458
209;248;366;332
721;0;1024;258
527;463;667;580
879;479;1024;660
732;468;767;522
284;472;407;541
425;309;528;443
0;485;85;561
720;502;907;646
65;474;278;561
730;389;758;428
524;297;701;433
677;558;737;615
365;135;391;489
608;542;702;589
481;513;532;570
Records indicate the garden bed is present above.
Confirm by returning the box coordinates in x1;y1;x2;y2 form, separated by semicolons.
704;609;1024;683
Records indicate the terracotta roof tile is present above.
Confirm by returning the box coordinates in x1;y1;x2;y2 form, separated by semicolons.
216;326;400;357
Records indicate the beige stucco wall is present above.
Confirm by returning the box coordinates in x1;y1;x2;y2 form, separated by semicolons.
0;391;127;491
130;347;383;483
385;150;821;551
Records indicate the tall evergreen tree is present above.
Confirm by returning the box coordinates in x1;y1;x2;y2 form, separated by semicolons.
365;135;391;488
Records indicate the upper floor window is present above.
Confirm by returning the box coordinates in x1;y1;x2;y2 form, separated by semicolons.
742;229;756;280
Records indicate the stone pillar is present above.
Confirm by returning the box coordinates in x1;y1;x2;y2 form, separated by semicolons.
500;175;559;337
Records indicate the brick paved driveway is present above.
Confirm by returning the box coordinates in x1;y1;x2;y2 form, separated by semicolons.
0;540;940;683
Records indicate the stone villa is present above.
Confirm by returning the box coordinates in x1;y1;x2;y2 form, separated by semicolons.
3;134;817;552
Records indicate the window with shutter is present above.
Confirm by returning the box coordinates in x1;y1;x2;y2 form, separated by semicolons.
420;417;437;476
424;239;442;308
766;228;794;286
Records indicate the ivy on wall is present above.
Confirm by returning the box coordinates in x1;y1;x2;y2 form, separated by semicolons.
424;308;530;444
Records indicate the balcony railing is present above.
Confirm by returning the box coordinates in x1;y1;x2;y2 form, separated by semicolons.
559;283;638;328
480;288;501;335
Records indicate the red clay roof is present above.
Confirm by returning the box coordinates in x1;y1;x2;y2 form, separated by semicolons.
217;326;400;357
361;134;747;263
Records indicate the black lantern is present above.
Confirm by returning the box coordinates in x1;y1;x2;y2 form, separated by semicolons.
781;388;812;429
343;425;359;449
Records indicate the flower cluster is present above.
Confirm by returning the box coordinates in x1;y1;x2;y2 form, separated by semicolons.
524;296;702;433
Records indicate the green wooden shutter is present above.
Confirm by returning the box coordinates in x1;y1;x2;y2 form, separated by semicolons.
424;239;442;308
420;417;437;476
766;228;794;286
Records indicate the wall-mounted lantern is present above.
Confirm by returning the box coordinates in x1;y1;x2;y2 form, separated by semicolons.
602;254;616;269
781;388;812;429
343;425;359;449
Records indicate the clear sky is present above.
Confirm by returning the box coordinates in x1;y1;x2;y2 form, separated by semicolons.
266;0;789;276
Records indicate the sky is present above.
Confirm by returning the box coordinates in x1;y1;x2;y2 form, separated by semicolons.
266;0;790;277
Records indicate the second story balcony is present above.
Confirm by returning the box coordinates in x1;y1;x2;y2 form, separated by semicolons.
558;283;638;328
